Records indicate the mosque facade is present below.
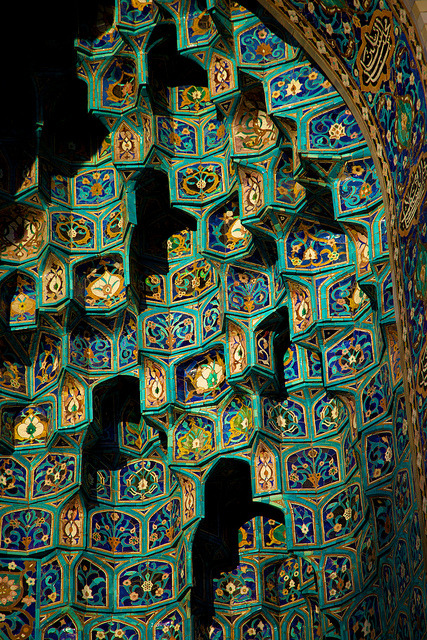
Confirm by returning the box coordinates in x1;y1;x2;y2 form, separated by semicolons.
1;0;427;638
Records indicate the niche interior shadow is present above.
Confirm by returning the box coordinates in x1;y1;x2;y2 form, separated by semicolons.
191;458;285;636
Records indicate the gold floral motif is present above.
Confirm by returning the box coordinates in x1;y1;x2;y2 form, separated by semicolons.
105;58;136;105
131;0;151;10
0;206;47;262
59;496;84;546
114;123;140;162
187;353;226;399
54;214;93;248
145;359;167;407
61;374;86;426
14;409;49;443
228;322;247;375
176;416;214;460
190;10;212;36
179;86;210;112
42;254;66;304
87;270;124;304
209;54;235;95
10;276;36;323
232;90;278;154
228;402;252;443
255;441;277;493
237;167;264;216
347;227;371;275
289;282;312;333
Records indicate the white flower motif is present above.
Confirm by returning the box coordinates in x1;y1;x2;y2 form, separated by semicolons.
225;581;236;594
81;584;93;600
303;246;317;261
138;478;148;491
90;270;122;300
150;376;163;399
285;78;302;97
229;219;248;241
362;620;371;637
15;413;45;441
195;362;224;391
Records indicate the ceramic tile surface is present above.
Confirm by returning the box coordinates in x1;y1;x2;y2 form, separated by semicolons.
0;1;426;639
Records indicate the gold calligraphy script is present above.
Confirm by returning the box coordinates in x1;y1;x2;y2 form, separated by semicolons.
399;154;427;237
356;10;395;93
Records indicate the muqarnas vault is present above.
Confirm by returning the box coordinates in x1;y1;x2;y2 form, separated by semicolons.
0;0;426;639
